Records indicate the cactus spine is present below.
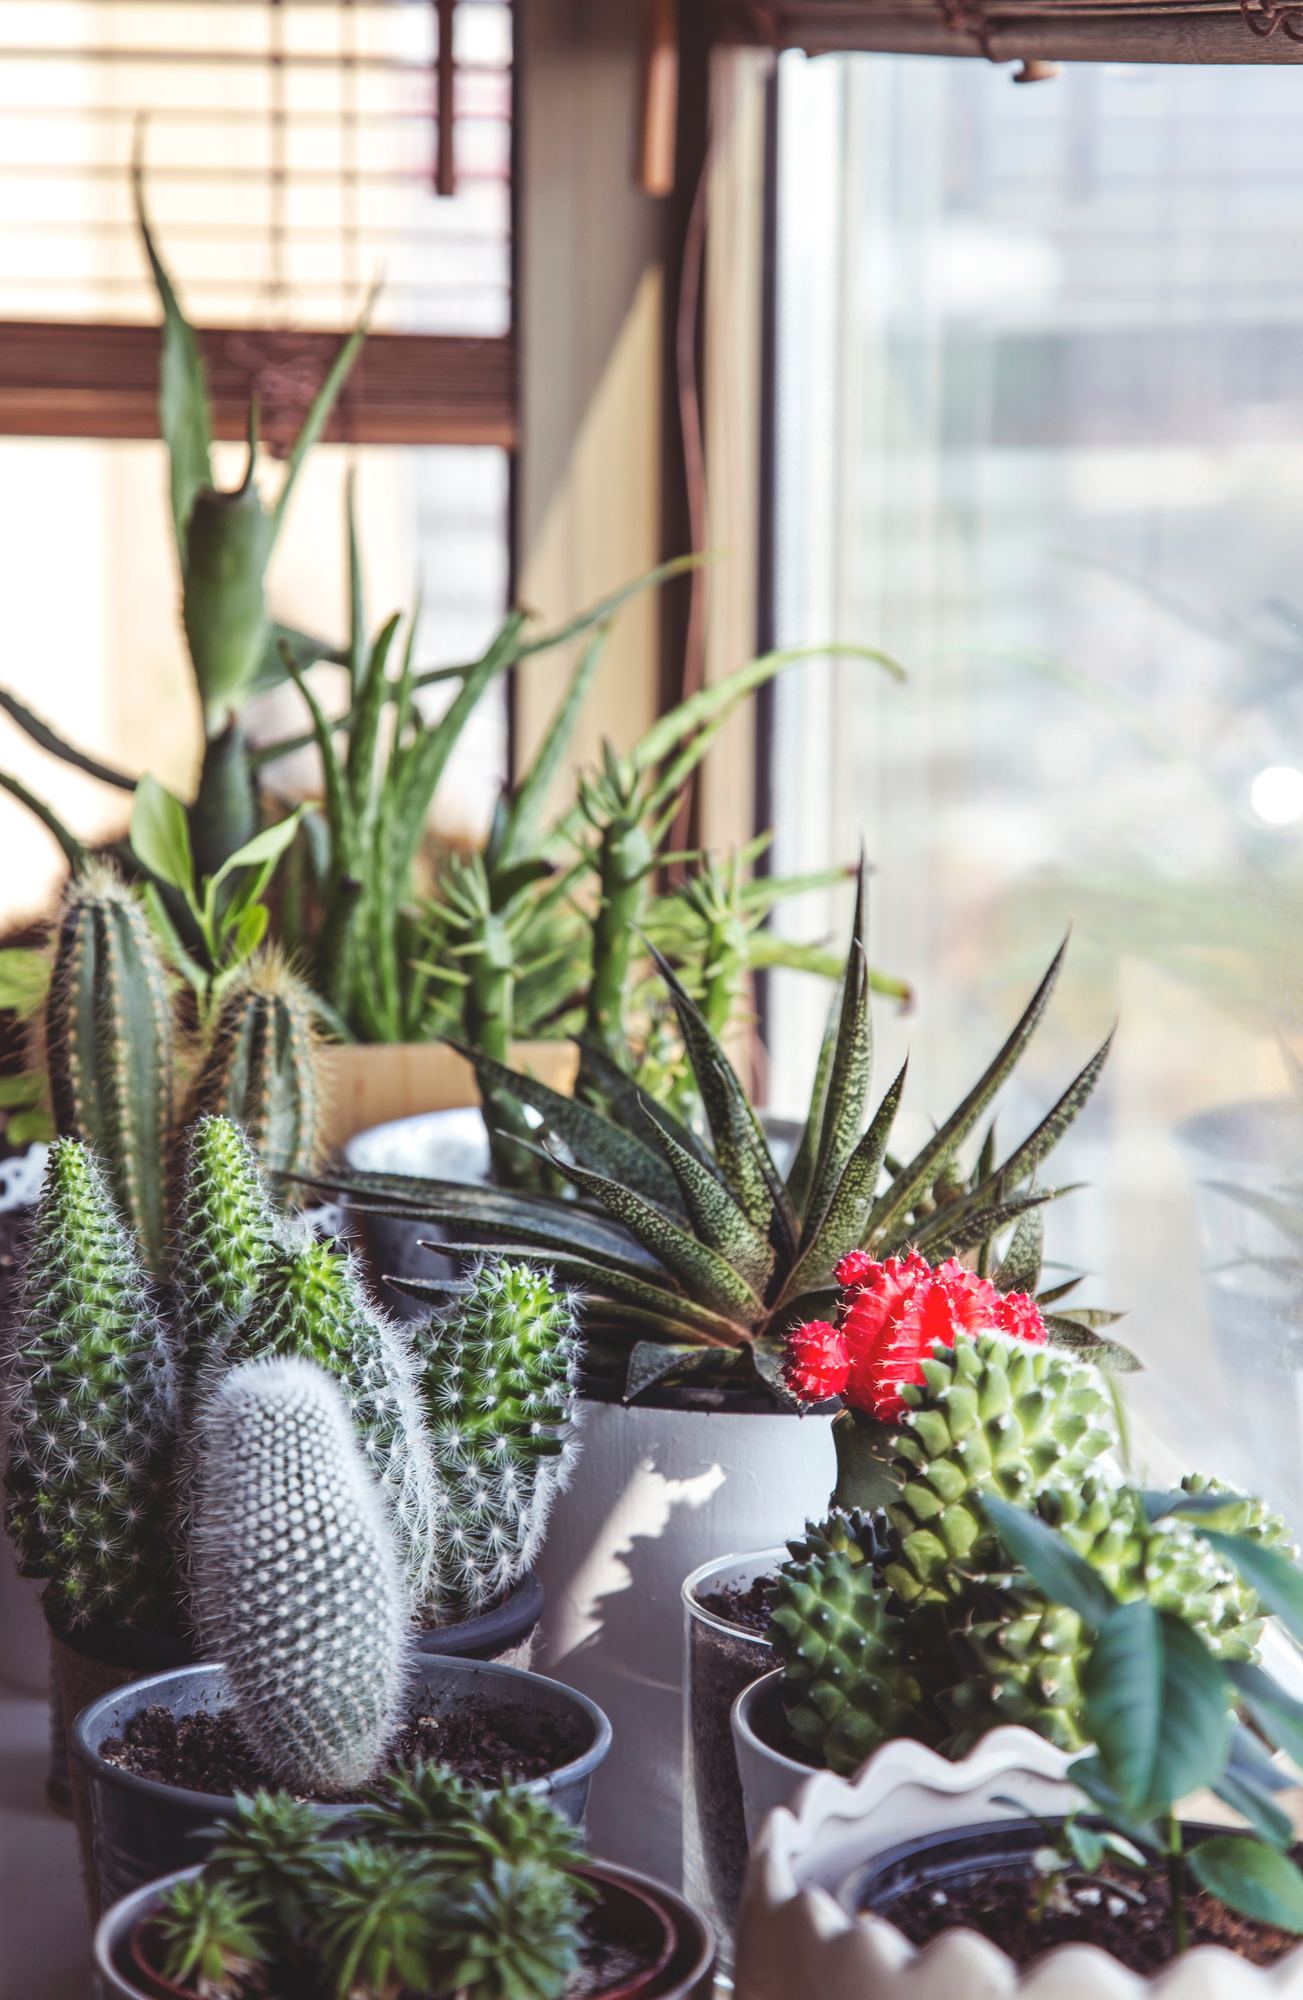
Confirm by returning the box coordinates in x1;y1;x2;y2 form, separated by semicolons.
191;1355;410;1795
417;1261;581;1619
187;953;320;1177
3;1138;175;1627
172;1115;278;1414
43;864;174;1272
223;1234;438;1608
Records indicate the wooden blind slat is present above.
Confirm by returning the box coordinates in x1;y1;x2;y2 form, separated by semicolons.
713;0;1303;59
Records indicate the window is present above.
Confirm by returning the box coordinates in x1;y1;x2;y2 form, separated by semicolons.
0;1;514;922
767;51;1303;1511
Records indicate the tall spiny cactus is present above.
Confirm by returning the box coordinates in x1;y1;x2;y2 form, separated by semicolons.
2;1138;176;1628
42;864;174;1273
172;1115;279;1416
192;1356;410;1795
417;1262;581;1620
186;953;321;1178
222;1233;439;1608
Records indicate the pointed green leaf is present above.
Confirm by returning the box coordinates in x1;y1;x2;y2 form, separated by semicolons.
130;774;195;894
803;865;872;1238
640;1108;776;1297
1043;1319;1142;1372
572;1037;716;1172
501;623;609;866
347;611;402;818
134;148;213;548
908;1189;1059;1263
545;1153;762;1322
995;1206;1045;1294
784;978;841;1218
624;1341;728;1401
0;690;138;792
865;942;1069;1246
778;1061;908;1309
273;284;376;534
400;1247;745;1345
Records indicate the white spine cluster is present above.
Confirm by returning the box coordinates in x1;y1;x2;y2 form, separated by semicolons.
191;1355;411;1796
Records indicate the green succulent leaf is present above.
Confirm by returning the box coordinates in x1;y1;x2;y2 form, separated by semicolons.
778;1061;908;1309
995;1206;1045;1293
640;1108;776;1296
544;1153;763;1321
803;865;872;1229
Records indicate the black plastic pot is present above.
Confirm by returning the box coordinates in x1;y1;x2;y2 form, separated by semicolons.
95;1860;717;2000
415;1568;543;1664
73;1654;612;1912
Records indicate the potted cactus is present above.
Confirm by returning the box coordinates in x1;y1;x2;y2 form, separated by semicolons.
316;869;1115;1880
733;1486;1303;1998
71;1355;609;1910
93;1774;717;2000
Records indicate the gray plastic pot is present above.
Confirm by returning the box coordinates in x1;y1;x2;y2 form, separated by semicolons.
73;1653;612;1911
93;1860;717;2000
415;1568;543;1665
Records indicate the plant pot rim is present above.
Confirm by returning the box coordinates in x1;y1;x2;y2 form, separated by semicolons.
846;1813;1303;1989
681;1549;782;1646
43;1602;196;1671
414;1569;543;1658
100;1859;716;2000
72;1657;613;1815
731;1667;813;1782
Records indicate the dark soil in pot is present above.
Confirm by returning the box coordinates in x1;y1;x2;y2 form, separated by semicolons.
101;1688;576;1800
858;1817;1303;1976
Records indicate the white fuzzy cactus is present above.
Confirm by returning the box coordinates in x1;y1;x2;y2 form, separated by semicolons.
191;1355;411;1796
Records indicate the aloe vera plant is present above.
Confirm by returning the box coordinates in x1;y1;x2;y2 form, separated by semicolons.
311;867;1115;1401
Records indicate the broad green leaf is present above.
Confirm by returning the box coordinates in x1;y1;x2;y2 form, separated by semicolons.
0;690;137;792
133;148;212;548
1204;1532;1303;1647
130;774;195;895
1082;1602;1231;1818
0;949;50;1018
778;1061;908;1309
228;903;269;964
981;1494;1118;1628
865;942;1069;1247
1190;1836;1303;1933
212;807;306;917
1143;1489;1253;1526
1213;1722;1297;1848
545;1153;762;1322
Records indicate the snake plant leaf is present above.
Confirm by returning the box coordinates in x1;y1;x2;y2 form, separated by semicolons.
543;1152;764;1321
392;616;527;883
777;1061;910;1310
499;622;610;868
0;691;138;793
283;650;357;866
639;1107;777;1297
448;1043;685;1213
0;771;87;870
995;1205;1045;1293
346;469;366;696
347;611;402;818
646;941;796;1250
864;939;1069;1246
133;147;213;549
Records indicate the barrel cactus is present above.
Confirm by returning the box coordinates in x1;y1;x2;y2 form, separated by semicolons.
416;1261;581;1620
2;1137;176;1628
222;1233;438;1608
191;1355;410;1795
186;953;321;1178
41;863;175;1273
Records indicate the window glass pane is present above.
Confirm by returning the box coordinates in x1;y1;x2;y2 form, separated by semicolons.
770;52;1303;1511
0;438;508;921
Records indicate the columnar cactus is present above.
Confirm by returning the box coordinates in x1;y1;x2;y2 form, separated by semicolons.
42;864;174;1273
172;1115;279;1410
223;1234;438;1607
191;1355;410;1795
416;1262;581;1619
186;953;321;1178
2;1138;176;1628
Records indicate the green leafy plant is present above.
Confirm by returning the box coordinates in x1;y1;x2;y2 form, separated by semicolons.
321;865;1111;1403
985;1486;1303;1954
156;1772;590;2000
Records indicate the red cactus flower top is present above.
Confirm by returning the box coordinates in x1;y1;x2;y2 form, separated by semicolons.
785;1250;1047;1421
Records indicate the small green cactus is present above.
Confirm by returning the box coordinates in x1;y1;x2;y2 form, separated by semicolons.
191;1355;411;1796
42;863;175;1273
883;1332;1118;1604
416;1261;581;1620
3;1137;176;1628
172;1115;279;1411
185;952;321;1178
224;1233;438;1608
154;1876;267;2000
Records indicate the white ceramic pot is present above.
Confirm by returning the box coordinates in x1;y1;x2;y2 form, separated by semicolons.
534;1397;834;1884
735;1730;1303;1997
734;1729;1093;2000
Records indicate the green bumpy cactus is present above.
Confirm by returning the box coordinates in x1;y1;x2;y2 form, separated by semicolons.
173;1115;279;1411
186;953;320;1178
191;1355;411;1795
416;1261;581;1620
223;1233;438;1609
883;1332;1118;1604
42;864;175;1273
3;1138;176;1628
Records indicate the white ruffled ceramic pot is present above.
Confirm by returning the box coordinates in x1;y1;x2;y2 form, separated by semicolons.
733;1730;1303;1999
